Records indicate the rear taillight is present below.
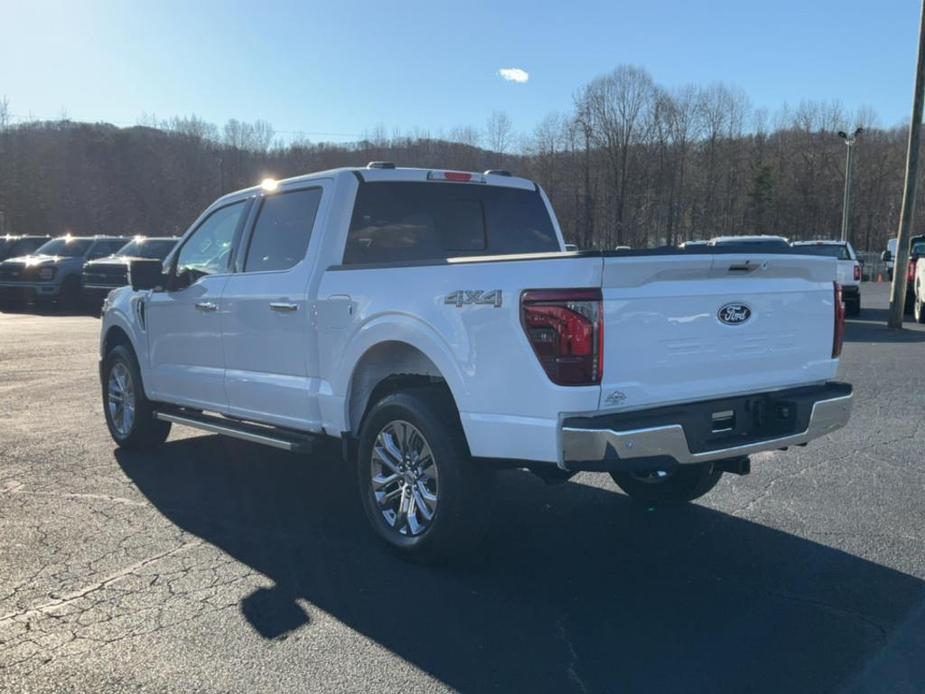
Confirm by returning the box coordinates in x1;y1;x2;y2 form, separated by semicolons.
853;264;861;282
908;260;917;285
833;282;845;358
521;289;603;385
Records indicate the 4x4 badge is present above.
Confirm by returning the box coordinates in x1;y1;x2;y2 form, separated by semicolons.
445;290;502;308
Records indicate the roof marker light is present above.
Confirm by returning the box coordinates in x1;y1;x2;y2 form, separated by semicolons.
261;178;279;192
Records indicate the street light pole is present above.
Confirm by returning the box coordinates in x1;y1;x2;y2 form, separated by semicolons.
837;128;863;243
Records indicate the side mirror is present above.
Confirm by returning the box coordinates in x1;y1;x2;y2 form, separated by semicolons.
129;259;166;291
881;250;892;262
564;243;578;252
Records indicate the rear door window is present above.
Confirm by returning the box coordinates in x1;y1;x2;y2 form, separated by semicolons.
343;182;559;265
243;188;322;273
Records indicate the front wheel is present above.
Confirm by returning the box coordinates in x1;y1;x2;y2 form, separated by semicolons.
356;388;492;563
102;345;171;449
610;463;722;506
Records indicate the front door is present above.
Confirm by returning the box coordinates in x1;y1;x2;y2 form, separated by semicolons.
145;200;249;410
221;184;326;430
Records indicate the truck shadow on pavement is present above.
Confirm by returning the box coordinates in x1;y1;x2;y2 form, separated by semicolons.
116;437;925;694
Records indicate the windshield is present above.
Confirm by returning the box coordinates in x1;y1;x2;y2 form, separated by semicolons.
115;239;177;260
34;238;93;257
793;244;850;260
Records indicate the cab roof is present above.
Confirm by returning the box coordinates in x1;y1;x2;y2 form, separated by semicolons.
217;164;537;205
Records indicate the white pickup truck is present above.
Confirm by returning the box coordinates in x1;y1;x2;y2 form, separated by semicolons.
791;240;862;316
99;164;853;561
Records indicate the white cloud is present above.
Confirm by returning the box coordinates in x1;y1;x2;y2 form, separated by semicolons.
498;68;529;84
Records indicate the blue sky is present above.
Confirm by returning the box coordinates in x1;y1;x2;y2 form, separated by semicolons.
1;0;920;143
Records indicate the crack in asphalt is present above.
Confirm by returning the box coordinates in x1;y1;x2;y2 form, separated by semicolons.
0;484;149;508
555;617;589;694
0;541;202;624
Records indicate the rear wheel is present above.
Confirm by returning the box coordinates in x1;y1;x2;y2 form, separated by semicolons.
610;463;722;506
357;388;492;563
102;345;171;449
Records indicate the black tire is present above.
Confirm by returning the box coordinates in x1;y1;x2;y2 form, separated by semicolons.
59;275;82;310
101;345;171;449
0;291;17;312
610;463;722;506
82;292;105;317
846;296;861;317
356;388;492;563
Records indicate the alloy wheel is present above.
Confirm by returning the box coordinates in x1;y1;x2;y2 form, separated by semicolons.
370;420;438;537
107;362;136;437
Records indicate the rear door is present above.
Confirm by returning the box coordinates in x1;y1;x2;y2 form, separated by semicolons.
220;183;327;430
598;252;838;412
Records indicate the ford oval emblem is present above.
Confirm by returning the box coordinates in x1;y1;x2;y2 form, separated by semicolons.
718;303;751;325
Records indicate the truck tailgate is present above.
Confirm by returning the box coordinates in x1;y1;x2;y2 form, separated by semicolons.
598;253;839;411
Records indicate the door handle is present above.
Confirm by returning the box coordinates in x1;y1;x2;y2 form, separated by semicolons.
269;302;299;313
728;263;764;273
195;301;218;312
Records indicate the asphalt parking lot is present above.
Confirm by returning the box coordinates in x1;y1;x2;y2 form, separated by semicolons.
1;282;924;694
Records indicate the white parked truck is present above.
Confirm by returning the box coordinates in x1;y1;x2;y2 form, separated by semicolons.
98;164;853;561
791;240;862;316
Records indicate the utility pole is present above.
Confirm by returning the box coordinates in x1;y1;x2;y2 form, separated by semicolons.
889;0;925;329
837;128;862;242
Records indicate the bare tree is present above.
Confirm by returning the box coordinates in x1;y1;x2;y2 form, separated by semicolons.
166;114;219;142
0;95;10;129
581;65;657;245
485;110;513;168
250;120;275;152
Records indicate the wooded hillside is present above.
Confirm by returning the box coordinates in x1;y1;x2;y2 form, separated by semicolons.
0;66;912;251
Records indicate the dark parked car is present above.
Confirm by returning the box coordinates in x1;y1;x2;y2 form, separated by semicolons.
0;235;52;262
82;236;178;308
0;235;127;309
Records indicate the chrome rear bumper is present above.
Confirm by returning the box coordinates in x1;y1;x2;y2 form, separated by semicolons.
562;388;852;470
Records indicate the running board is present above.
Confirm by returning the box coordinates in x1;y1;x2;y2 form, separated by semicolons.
154;411;318;453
